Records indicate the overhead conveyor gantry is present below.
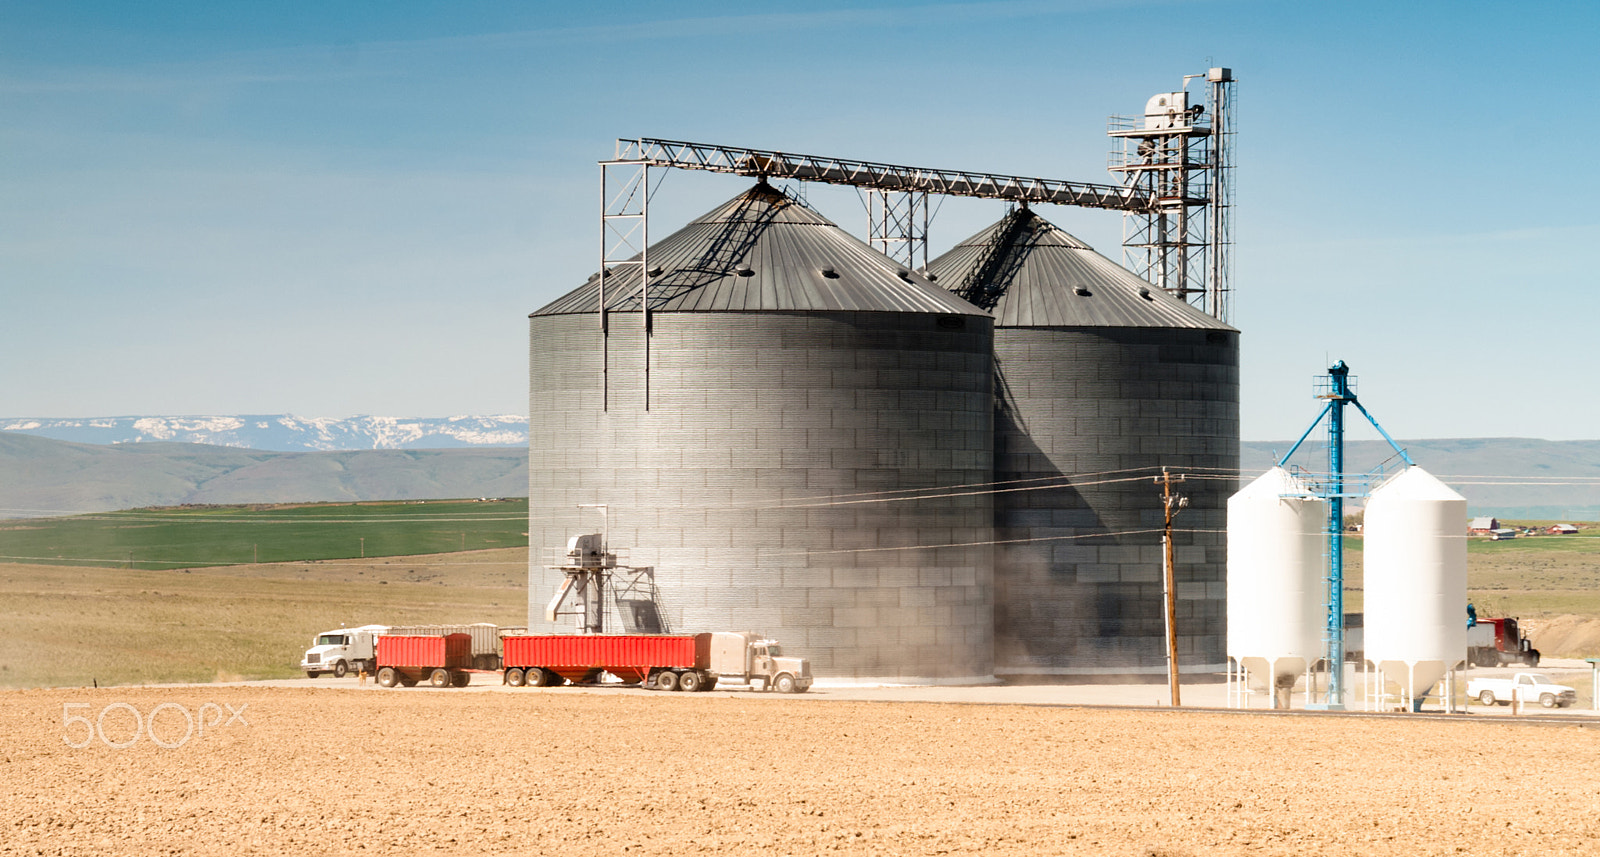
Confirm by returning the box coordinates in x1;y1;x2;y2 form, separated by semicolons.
598;138;1162;350
615;137;1158;211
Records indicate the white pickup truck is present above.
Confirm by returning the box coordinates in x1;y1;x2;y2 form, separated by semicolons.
1466;672;1577;708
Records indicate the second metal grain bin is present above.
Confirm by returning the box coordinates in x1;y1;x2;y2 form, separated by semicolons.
528;182;995;682
926;209;1239;677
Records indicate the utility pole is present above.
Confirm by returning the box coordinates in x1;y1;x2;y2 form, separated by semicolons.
1155;468;1188;706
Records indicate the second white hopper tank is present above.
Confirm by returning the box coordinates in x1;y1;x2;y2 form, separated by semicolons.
1363;466;1468;703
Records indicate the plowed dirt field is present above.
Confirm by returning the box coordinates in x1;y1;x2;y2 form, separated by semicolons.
5;685;1600;856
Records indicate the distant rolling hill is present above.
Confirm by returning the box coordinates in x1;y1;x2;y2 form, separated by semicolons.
1243;438;1600;520
2;432;1596;519
0;434;528;517
0;414;525;451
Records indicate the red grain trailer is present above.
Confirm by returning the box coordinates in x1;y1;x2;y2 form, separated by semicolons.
376;633;474;688
502;634;711;690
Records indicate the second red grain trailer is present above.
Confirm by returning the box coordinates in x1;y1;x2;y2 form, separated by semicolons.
376;633;474;688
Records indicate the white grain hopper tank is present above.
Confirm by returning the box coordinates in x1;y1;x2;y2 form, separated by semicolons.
1362;466;1467;708
1226;467;1326;708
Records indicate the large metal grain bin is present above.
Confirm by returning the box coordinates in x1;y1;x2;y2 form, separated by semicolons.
926;208;1239;677
528;182;995;681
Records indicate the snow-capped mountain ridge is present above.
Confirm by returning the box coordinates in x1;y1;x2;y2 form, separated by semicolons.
1;415;528;452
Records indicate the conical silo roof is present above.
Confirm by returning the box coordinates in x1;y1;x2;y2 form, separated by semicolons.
924;208;1235;330
535;182;985;317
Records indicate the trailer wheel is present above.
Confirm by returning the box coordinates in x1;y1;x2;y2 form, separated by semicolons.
377;667;398;688
429;668;451;688
451;671;471;688
1478;690;1496;706
678;671;703;692
656;670;679;692
333;660;349;678
524;667;548;687
775;674;797;694
505;668;525;687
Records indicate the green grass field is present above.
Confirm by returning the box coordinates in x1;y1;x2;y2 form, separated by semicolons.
1;507;1595;688
1329;523;1600;616
0;500;536;688
0;549;530;688
0;498;528;570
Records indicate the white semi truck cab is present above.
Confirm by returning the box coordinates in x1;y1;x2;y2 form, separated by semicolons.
301;624;389;678
707;631;813;693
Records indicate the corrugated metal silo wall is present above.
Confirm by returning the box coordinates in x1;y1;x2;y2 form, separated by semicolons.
992;327;1238;675
529;310;995;681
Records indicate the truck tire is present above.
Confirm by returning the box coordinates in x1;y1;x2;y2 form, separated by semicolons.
429;668;451;688
451;671;471;688
1541;693;1557;708
377;667;398;688
775;674;797;694
305;671;322;679
1478;690;1495;706
678;671;703;692
1527;650;1541;667
704;676;718;690
505;668;525;687
333;660;349;679
656;670;679;692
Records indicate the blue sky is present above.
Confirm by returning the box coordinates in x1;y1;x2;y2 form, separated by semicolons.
3;1;1596;441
